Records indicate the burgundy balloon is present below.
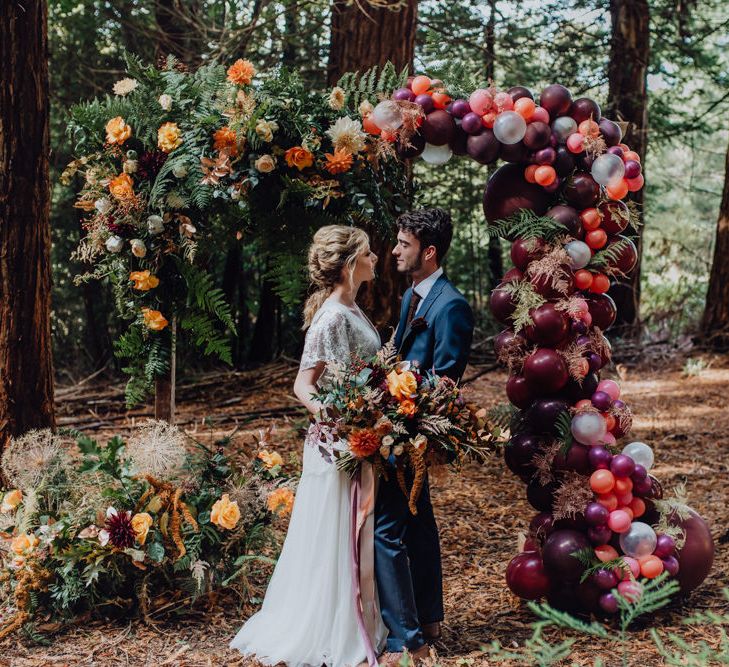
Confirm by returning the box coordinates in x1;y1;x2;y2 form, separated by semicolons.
599;592;619;614
397;131;426;159
539;84;573;118
576;151;596;171
589;446;613;470
504;433;542;481
393;87;415;102
565;173;600;209
624;159;642;179
523;122;552;150
669;508;714;594
593;568;618;591
554;443;591;475
450;98;471;118
576;579;602;613
545;205;583;239
508;85;535;102
588;352;603;373
527;398;570;433
527;480;557;512
607;146;625;159
591;390;613;412
530;512;555;540
562;372;599;402
570;97;601;124
524;348;569;394
610;454;636;479
631;464;648;481
461;111;483;135
506;552;551;600
502;267;524;282
489;284;516;323
585;502;610;526
542;529;590;582
467;130;501;164
499;140;530;163
534;147;556;166
599;118;623;147
494;328;524;357
654;534;676;558
633;477;653;497
525;303;570;346
483;163;552;226
554;146;576;177
599;200;630;234
450;125;469;156
506;374;534;409
414;93;434;114
662;555;680;577
606;235;638;275
585;293;618;331
422;110;455;146
589;525;613;545
510;237;546;270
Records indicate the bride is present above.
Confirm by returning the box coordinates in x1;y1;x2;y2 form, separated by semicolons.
230;225;388;666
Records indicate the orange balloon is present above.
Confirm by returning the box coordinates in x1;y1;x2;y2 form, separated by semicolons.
604;413;616;431
618;143;630;152
524;165;539;183
481;111;497;128
640;555;664;579
606;179;629;200
381;129;397;142
597;493;618;511
623;150;641;163
534;165;556;186
586;229;608;250
595;545;619;562
411;75;431;96
621;506;634;521
575;399;593;410
616;491;633;506
591;273;611;294
574;269;594;290
432;91;451;110
590;469;615;494
629;497;646;518
626;174;644;192
614;477;633;495
580;208;602;231
514;97;536;120
578;119;600;137
362;114;381;135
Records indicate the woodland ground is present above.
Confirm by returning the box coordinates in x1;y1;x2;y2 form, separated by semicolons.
3;352;728;666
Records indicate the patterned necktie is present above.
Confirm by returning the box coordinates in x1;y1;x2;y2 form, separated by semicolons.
406;290;421;327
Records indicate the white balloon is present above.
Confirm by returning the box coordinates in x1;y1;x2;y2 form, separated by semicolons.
591;153;626;187
552;116;577;143
564;240;592;269
372;101;403;132
622;441;654;471
421;143;452;165
619;521;657;558
571;412;607;447
493;111;527;145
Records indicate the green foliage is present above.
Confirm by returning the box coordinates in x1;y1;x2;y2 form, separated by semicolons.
488;210;568;243
336;62;408;111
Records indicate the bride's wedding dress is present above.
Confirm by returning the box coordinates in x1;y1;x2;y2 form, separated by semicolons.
230;299;388;667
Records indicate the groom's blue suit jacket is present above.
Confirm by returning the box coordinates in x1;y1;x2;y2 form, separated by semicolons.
394;273;474;381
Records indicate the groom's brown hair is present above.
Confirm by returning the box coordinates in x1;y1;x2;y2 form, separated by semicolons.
396;208;453;264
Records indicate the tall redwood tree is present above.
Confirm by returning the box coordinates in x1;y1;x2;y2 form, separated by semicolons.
327;0;418;330
0;0;55;453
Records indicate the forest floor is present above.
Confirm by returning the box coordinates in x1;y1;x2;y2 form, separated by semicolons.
3;350;729;666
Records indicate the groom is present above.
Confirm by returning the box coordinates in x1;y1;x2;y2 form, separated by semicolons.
375;208;474;661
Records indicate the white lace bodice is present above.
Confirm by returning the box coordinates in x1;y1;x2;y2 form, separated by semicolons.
300;299;381;386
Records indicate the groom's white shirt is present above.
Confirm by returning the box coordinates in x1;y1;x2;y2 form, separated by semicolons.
412;266;444;314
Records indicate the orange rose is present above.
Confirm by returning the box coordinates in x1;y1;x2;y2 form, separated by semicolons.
258;450;284;469
108;172;134;200
213;126;239;156
227;59;256;85
386;369;417;401
267;488;294;517
105;116;132;145
129;270;159;291
284;146;314;171
11;533;39;555
397;399;417;417
142;308;169;331
131;513;153;545
157;122;183;153
211;494;241;530
1;489;22;513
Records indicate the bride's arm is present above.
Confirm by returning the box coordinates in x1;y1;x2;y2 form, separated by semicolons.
294;362;326;415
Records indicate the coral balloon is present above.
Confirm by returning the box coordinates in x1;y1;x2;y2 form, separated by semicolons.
585;229;608;250
574;269;593;290
590;469;615;494
469;88;494;115
524;165;538;183
514;97;536;119
606;179;629;200
362;115;381;135
411;75;431;96
640;555;664;579
595;544;619;562
534;165;556;186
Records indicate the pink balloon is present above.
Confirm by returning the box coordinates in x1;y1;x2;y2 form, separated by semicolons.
597;379;621;401
574;298;589;314
494;91;514;111
622;556;641;578
583;312;593;326
601;432;617;447
469;89;494;115
531;106;550;124
626;174;644;192
617;579;642;603
567;132;585;154
608;510;632;533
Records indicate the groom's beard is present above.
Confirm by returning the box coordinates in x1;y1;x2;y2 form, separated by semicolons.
396;254;423;276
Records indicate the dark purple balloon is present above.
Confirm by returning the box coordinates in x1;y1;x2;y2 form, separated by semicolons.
570;97;601;124
610;454;636;479
422;110;455;146
599;200;630;234
506;374;534;409
591;390;613;412
589;446;613;470
499;140;530;163
461;111;483;135
450;98;471;118
542;529;590;582
494;327;524;357
624;160;641;179
671;508;714;594
393;87;415;102
530;511;555;539
554;146;576;176
633;477;653;496
654;534;677;558
561;372;599;402
450;125;469;156
539;84;573;118
506;552;551;600
631;464;648;481
527;398;570;433
524;349;569;394
553;443;590;475
508;85;534;102
571;319;588;335
588;352;603;373
502;267;524;282
565;173;600;209
607;146;625;159
585;502;610;526
599;118;622;147
467;130;500;164
523;121;552;150
483;163;552;225
397;131;426;159
535;147;556;165
543;177;562;193
489;284;516;323
589;525;613;545
662;555;680;577
593;568;618;590
527;480;557;512
524;303;569;346
576;151;596;171
599;592;619;614
575;334;591;347
504;433;542;480
511;237;546;270
414;93;434;114
586;293;618;331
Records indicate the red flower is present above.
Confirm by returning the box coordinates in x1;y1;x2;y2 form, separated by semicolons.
348;428;380;459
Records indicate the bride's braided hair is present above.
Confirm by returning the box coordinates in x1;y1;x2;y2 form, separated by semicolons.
303;225;370;329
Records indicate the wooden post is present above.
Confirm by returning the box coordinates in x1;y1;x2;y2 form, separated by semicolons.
154;316;176;423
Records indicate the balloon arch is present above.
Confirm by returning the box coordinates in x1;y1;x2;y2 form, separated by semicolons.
374;75;714;614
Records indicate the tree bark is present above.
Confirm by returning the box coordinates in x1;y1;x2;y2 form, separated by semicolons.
605;0;650;337
327;0;417;330
0;0;55;454
248;271;279;363
700;141;729;349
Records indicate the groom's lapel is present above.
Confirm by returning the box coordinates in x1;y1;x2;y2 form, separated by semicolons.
398;274;448;352
394;287;412;348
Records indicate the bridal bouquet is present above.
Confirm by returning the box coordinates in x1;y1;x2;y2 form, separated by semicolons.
312;343;497;514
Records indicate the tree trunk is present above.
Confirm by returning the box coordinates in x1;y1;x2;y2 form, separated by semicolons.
327;0;417;330
0;0;55;454
248;272;278;363
605;0;649;337
700;141;729;349
154;318;176;422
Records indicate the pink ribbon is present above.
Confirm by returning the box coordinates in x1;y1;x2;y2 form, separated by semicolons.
350;463;378;667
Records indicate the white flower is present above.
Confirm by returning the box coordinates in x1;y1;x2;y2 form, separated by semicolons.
98;529;110;547
158;94;173;111
86;168;100;186
123;159;138;174
147;215;164;235
326;116;367;154
255;119;278;143
105;235;123;253
359;100;374;117
393;444;404;456
410;434;428;451
94;197;112;215
328;87;346;111
255;154;276;173
381;435;394;447
130;239;146;258
113;78;138;96
379;445;391;458
172;163;188;178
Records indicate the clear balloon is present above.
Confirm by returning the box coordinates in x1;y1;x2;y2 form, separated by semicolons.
421;142;453;165
619;521;657;558
622;441;654;471
571;411;607;446
591;153;626;187
552;116;578;143
493;111;527;145
372;101;403;132
564;240;592;270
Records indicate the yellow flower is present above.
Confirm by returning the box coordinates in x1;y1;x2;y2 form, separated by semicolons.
255;120;278;143
324;148;353;175
142;308;169;331
255;154;276;173
105;116;132;145
211;493;241;530
227;59;256;85
1;489;22;513
157;122;183;153
284;146;314;171
129;270;159;291
108;172;134;200
11;533;39;555
386;369;418;401
213;126;239;156
131;512;153;545
267;488;294;517
258;450;284;469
